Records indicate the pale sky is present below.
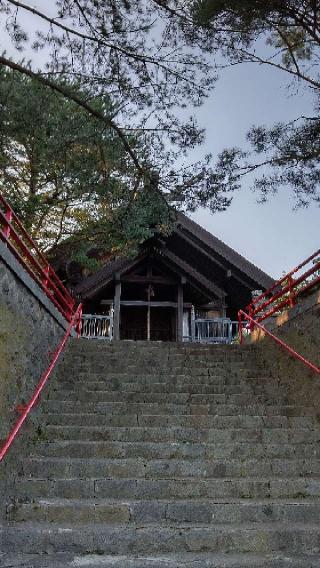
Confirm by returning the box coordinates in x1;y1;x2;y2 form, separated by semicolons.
191;62;319;278
1;3;319;279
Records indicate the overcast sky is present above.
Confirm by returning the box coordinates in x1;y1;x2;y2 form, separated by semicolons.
1;3;319;279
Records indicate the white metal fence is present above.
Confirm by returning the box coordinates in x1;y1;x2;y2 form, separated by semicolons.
193;318;240;344
81;314;113;340
80;312;240;344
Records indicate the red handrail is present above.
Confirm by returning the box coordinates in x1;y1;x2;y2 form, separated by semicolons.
0;194;75;321
238;309;320;375
247;249;320;324
0;304;83;462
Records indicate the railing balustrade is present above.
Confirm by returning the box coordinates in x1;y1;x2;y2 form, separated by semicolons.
192;317;240;344
246;249;320;325
0;193;75;320
81;313;113;340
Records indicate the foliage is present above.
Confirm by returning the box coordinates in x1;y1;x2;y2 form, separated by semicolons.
0;68;147;251
0;0;238;252
155;0;320;206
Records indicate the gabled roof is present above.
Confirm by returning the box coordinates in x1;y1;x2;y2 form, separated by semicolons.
75;255;134;298
74;213;274;300
177;213;274;290
159;247;226;299
75;247;226;300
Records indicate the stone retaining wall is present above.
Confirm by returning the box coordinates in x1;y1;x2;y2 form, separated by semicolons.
249;288;320;411
0;242;69;519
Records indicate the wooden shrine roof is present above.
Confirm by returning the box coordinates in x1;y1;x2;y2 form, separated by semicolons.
74;214;273;301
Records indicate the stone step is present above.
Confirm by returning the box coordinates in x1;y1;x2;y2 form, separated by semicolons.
69;346;256;356
15;476;320;500
7;338;320;562
67;344;256;359
55;380;286;395
31;440;320;460
72;369;270;381
69;340;255;348
64;377;276;390
43;414;320;434
8;498;320;525
21;457;320;479
77;357;260;365
47;390;281;405
2;552;319;568
41;400;315;417
3;522;320;555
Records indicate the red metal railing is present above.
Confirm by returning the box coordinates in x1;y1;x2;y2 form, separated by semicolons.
238;310;320;375
0;194;75;321
0;304;83;462
246;250;320;326
238;249;320;374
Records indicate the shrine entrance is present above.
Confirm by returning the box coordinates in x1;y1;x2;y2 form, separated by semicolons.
120;305;176;341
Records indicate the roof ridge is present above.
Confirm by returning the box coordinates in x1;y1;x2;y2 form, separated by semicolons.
177;212;274;287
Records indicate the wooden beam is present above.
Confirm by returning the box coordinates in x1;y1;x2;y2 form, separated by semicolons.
122;275;177;285
157;255;212;301
113;281;121;340
177;283;184;342
176;228;253;290
101;300;193;308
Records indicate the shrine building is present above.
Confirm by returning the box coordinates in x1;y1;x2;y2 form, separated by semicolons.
58;214;273;343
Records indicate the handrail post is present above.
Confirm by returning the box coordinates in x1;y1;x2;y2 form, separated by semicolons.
76;305;83;337
42;264;50;291
248;305;255;332
3;207;13;240
238;312;243;345
288;275;296;308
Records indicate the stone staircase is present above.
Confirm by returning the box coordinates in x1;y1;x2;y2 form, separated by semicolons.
2;340;320;567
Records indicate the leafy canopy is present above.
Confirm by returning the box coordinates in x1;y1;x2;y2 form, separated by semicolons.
156;0;320;206
0;0;238;252
0;68;173;253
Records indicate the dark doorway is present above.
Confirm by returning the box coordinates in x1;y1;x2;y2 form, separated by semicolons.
150;307;175;341
120;306;176;341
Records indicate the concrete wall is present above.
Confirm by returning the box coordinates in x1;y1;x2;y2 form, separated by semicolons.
250;288;320;411
0;242;69;518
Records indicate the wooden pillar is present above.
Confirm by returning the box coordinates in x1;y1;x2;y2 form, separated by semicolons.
147;267;152;341
113;276;121;341
191;305;196;342
177;281;184;342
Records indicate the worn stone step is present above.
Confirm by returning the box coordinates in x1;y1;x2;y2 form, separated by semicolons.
41;400;315;417
72;369;271;382
72;357;267;368
2;553;320;568
15;476;320;500
69;349;259;360
8;498;320;525
31;440;320;460
55;380;286;396
68;341;254;355
47;390;278;405
22;457;320;479
42;414;320;443
3;522;320;554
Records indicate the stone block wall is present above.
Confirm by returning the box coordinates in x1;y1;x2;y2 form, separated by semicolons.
0;242;69;518
250;288;320;412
